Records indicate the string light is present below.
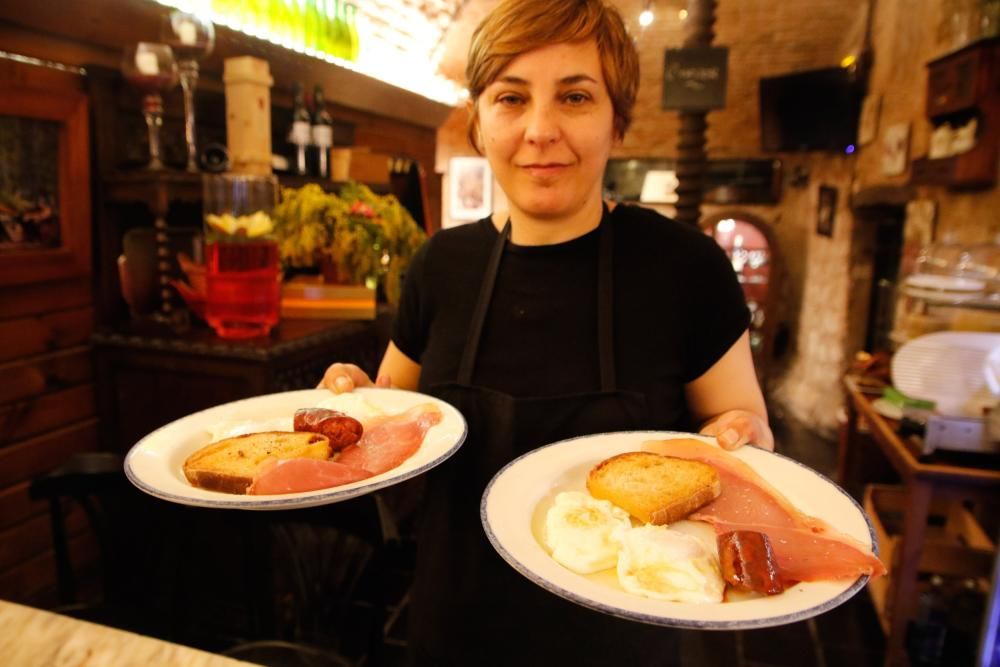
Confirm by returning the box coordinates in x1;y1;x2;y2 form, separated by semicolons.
639;1;654;28
678;8;688;20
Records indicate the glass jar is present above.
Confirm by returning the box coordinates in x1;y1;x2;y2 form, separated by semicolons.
202;174;281;339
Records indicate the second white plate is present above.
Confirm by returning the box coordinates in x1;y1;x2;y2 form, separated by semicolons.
482;431;877;630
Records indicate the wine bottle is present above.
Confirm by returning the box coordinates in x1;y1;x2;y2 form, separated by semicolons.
288;82;312;175
311;85;334;178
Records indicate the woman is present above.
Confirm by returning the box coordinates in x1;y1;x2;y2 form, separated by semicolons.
322;0;772;663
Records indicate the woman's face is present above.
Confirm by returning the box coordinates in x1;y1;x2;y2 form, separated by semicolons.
476;40;617;222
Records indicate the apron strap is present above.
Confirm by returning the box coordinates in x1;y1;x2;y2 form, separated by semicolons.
597;211;615;392
458;210;616;390
458;219;511;385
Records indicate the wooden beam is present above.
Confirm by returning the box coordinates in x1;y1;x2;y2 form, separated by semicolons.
674;0;717;227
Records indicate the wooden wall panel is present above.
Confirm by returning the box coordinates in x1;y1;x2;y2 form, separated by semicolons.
0;421;99;489
0;308;93;363
0;532;98;603
0;510;87;573
0;347;94;391
0;279;91;320
0;481;48;532
0;56;97;606
0;383;96;445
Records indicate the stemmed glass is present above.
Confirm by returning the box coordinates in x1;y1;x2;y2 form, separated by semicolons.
121;43;179;170
160;11;215;172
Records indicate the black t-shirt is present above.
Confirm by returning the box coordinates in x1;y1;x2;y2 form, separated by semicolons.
392;203;749;430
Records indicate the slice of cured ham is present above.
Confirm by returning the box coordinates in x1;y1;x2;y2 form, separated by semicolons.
249;458;373;495
336;403;443;475
643;438;885;580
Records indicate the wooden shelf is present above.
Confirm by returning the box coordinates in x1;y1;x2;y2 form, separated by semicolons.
862;483;996;636
911;149;997;189
104;170;388;207
914;37;1000;189
926;37;1000;118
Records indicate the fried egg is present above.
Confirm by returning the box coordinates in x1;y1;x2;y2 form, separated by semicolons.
545;491;632;574
315;393;385;422
615;524;724;603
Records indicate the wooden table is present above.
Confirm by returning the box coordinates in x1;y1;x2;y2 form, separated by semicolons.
839;375;1000;666
0;599;253;666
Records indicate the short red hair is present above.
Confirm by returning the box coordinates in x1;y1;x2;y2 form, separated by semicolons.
465;0;640;151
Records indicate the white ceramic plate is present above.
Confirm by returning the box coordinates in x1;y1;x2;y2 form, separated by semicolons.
892;331;1000;417
481;431;878;630
125;388;467;510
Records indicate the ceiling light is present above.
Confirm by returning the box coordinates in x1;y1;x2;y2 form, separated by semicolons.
153;0;465;106
639;1;654;27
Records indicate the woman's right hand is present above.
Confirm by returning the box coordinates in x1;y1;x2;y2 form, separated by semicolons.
318;363;391;393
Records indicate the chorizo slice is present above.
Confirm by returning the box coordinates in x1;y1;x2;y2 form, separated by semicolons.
293;408;363;451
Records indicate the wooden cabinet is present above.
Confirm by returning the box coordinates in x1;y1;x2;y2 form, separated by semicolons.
93;315;389;454
912;37;1000;189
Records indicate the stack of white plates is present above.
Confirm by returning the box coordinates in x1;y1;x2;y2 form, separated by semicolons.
891;331;1000;417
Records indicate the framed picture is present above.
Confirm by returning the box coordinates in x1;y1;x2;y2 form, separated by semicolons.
881;122;910;176
449;156;492;222
816;185;837;237
0;86;90;285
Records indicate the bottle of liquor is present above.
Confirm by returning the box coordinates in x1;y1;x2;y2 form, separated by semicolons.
288;82;312;175
311;85;334;178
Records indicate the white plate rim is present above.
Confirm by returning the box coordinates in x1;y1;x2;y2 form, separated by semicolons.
480;430;877;630
124;387;467;510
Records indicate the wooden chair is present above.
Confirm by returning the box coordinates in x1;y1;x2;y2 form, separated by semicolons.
28;452;185;636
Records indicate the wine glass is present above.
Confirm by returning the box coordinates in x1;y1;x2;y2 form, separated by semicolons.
121;43;179;170
160;11;215;172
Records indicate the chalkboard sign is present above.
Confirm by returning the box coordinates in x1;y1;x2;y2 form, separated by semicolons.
662;46;728;111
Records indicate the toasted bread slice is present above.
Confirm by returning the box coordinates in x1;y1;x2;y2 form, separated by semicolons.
183;431;332;494
586;451;721;525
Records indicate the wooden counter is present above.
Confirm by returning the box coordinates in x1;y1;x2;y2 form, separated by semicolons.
839;375;1000;666
0;599;253;666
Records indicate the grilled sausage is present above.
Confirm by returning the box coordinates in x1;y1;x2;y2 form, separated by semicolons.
293;408;363;451
718;530;785;596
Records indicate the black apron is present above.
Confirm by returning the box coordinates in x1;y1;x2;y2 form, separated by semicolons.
408;211;684;666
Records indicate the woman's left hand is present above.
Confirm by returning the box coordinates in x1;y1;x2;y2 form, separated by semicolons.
699;409;774;451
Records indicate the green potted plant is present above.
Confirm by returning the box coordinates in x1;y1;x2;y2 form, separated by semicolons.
272;182;426;305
